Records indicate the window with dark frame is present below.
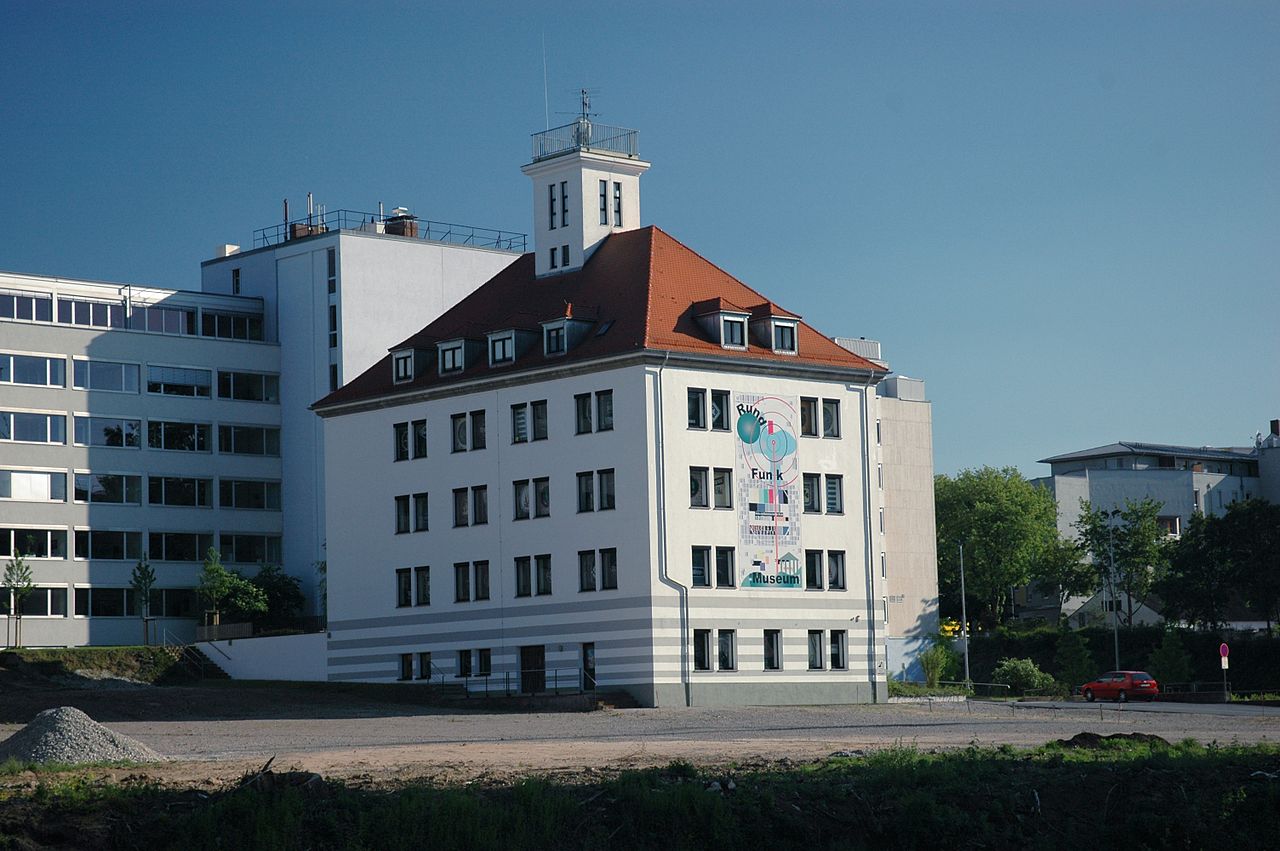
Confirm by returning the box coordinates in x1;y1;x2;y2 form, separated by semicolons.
511;403;529;443
545;325;565;355
394;495;410;534
715;547;735;588
412;492;428;531
515;556;531;597
691;546;710;587
533;477;550;517
535;554;552;595
687;388;706;429
328;305;338;349
722;318;745;347
417;651;431;679
560;181;569;226
395;568;411;608
596;390;613;431
470;410;486;449
549;247;558;269
393;422;409;461
710;390;730;431
578;550;596;592
451;413;467;452
474;561;490;601
690;467;709;508
773;322;796;353
490;335;513;365
613;182;622;226
477;648;492;676
764;629;782;671
693;629;712;671
826;475;843;514
454;562;470;602
440;345;463;373
713;468;732;509
830;630;848;670
822;399;840;438
453;488;469;527
805;550;823;590
575;393;592;434
599;179;608;225
717;630;736;671
458;649;472;678
414;566;430;606
598;469;615;510
808;630;824;670
803;473;821;513
531;400;548;440
548;184;557;229
800;397;818;437
393;352;413;382
472;486;488;525
828;551;846;590
412;419;427;458
577;471;594;512
600;548;617;590
514;480;530;520
399;653;412;681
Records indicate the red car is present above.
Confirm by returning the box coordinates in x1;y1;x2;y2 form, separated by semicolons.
1081;671;1159;703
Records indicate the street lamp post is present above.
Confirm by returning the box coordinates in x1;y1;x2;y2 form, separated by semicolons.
958;540;971;683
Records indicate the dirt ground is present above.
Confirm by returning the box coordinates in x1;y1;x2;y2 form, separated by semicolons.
3;672;1279;790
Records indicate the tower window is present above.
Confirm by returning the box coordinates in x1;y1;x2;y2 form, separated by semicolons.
613;182;622;226
599;180;608;225
231;268;240;295
548;184;556;229
561;244;569;266
560;181;569;227
549;247;558;269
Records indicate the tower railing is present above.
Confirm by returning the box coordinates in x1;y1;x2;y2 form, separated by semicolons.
531;120;639;162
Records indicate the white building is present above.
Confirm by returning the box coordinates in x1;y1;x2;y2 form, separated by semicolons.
316;119;937;705
1;212;522;646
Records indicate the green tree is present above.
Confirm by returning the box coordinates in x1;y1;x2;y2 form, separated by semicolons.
1074;498;1167;628
3;548;35;648
1146;629;1192;686
991;657;1055;695
197;548;267;626
1156;512;1234;630
131;554;157;645
918;636;961;687
1053;631;1096;692
935;467;1058;626
1031;535;1095;613
248;563;304;629
1218;499;1280;634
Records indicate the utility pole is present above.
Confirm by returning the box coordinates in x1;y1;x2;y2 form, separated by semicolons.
958;540;971;683
1108;515;1120;670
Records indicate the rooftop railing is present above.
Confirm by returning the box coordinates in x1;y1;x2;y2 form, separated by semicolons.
531;119;639;162
252;210;527;253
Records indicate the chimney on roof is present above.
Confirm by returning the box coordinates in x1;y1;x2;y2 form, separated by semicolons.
1271;419;1279;437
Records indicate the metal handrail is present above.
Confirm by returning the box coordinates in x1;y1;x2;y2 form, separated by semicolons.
456;666;584;697
531;120;639;161
252;210;527;252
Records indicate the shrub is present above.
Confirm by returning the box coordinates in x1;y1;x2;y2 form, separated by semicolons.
991;657;1055;695
1147;629;1193;686
919;637;961;687
1053;631;1096;692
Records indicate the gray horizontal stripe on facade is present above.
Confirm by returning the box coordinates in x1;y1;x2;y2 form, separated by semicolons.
327;616;653;654
328;594;653;633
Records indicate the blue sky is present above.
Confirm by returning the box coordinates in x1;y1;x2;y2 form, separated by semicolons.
2;1;1276;475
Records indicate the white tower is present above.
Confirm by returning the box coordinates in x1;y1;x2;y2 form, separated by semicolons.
521;98;650;277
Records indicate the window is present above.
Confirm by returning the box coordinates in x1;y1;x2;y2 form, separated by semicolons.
825;475;844;514
549;247;558;269
579;550;596;592
214;370;279;403
0;470;66;502
439;344;463;374
454;563;470;602
477;647;492;676
575;394;592;434
717;630;736;671
693;629;712;671
217;425;279;456
453;488;469;527
600;548;617;590
75;416;141;448
597;469;615;510
545;325;565;355
822;399;840;438
394;422;409;461
415;566;430;606
710;390;730;431
413;492;429;531
690;467;709;508
560;181;569;226
687;389;706;429
513;480;530;520
470;411;486;449
58;297;125;329
72;359;139;393
232;267;242;295
0;290;53;323
515;556;532;597
73;530;142;561
577;472;594;512
472;486;488;525
451;414;467;452
805;551;824;590
0;529;67;559
533;477;550;517
599;180;608;225
146;476;207;507
613;182;622;227
830;630;848;670
329;364;339;392
548;183;557;229
412;419;427;458
764;630;782;671
328;305;338;349
880;552;887;579
490;334;513;366
773;322;797;353
713;468;732;509
721;318;745;348
199;310;260;340
78;473;143;505
828;551;847;591
0;354;65;387
879;508;884;533
1;412;66;444
396;568;411;608
808;630;824;670
474;561;490;601
326;248;336;292
803;473;821;513
511;404;529;443
13;587;68;618
393;353;413;382
397;653;412;681
596;390;613;431
535;554;552;595
875;418;881;444
531;400;548;440
561;244;569;265
148;532;213;562
147;365;211;398
417;650;431;679
395;495;410;534
691;546;711;587
877;463;883;489
219;479;281;510
150;420;211;452
800;398;819;437
715;547;735;588
458;649;472;678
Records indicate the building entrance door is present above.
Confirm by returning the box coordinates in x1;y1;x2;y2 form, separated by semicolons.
520;644;545;693
582;642;596;690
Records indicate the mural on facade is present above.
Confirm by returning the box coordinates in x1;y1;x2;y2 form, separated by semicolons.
734;393;802;588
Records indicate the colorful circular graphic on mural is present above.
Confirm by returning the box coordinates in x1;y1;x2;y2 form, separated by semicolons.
736;395;799;486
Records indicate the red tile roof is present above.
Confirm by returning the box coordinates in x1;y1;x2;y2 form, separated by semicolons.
314;226;884;411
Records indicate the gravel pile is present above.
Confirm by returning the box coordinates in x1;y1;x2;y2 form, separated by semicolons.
0;706;164;765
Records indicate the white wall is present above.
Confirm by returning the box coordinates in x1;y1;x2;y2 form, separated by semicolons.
204;632;327;681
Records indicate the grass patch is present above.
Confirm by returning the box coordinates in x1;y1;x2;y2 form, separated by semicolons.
887;680;971;698
2;741;1278;849
1;647;181;684
0;757;142;777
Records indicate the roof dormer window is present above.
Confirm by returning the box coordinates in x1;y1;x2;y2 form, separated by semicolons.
392;351;414;384
439;341;464;375
722;316;746;349
544;323;566;356
488;332;515;367
772;320;798;354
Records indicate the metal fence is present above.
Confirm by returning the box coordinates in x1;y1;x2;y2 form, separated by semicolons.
252;210;527;253
531;120;639;161
458;667;588;697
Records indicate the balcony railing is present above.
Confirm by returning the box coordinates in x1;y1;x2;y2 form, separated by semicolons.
252;210;526;253
531;119;639;162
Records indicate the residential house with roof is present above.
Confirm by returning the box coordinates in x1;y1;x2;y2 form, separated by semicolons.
314;117;938;705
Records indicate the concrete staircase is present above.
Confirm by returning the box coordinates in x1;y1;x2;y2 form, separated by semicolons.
162;642;231;680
